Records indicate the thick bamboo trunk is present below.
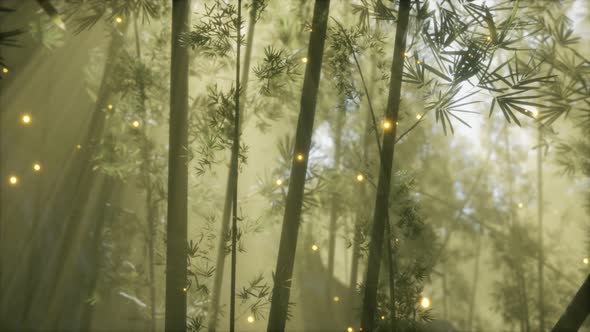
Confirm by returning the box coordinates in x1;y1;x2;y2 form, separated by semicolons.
207;2;258;330
551;274;590;332
165;1;191;331
266;1;330;330
360;0;411;330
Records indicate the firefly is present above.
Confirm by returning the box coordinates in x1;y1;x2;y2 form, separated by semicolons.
382;120;392;130
107;104;113;110
132;120;140;128
296;153;304;161
33;163;41;172
276;179;283;186
115;17;123;24
2;67;8;74
416;114;422;120
21;114;32;125
247;316;255;323
356;174;364;182
420;296;431;309
583;257;589;265
8;176;18;186
311;244;318;251
518;202;524;209
333;296;340;302
301;57;308;64
347;328;353;332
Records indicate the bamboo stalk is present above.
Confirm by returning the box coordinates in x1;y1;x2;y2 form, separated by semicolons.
266;1;331;330
229;0;242;331
537;122;544;332
360;0;411;329
208;1;258;330
164;1;191;330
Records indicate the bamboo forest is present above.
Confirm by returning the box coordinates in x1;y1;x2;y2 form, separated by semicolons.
1;0;590;331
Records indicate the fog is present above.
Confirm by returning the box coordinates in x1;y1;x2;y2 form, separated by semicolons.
0;1;589;331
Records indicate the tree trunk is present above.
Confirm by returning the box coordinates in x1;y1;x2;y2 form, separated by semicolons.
385;220;396;331
78;179;119;331
537;122;544;332
442;265;448;320
551;274;590;332
208;2;258;330
360;0;411;330
506;128;531;332
266;1;330;330
467;228;482;331
229;1;242;331
165;1;191;331
133;14;158;332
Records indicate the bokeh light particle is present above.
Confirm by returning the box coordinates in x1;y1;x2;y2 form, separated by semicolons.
21;114;31;125
9;176;18;186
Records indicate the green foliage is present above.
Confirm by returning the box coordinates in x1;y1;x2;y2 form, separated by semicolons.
64;0;166;33
258;135;326;218
253;46;301;96
181;1;244;57
190;85;251;175
29;15;65;50
237;274;271;320
0;6;23;71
